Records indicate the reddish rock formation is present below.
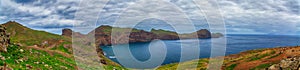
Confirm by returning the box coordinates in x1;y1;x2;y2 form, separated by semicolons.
62;29;72;37
196;29;211;38
63;25;222;46
91;26;217;46
62;28;85;38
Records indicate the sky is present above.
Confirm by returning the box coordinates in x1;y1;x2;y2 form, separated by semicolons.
0;0;299;35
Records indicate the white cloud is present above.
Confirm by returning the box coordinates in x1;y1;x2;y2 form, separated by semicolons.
0;0;299;35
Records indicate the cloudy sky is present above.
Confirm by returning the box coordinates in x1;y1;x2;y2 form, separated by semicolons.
0;0;299;35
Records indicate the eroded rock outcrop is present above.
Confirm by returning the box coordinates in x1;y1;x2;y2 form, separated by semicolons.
62;29;72;37
0;25;10;52
62;28;84;38
63;25;222;46
196;29;211;38
92;26;218;46
268;56;300;70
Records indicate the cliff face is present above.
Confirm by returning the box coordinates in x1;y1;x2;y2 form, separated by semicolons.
62;25;221;46
0;25;10;52
62;29;72;37
196;29;211;38
91;26;216;46
62;28;85;38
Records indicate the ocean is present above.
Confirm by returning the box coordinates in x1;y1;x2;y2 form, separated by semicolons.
101;34;300;68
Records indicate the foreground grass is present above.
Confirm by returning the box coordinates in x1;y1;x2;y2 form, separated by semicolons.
0;44;127;70
0;44;76;69
2;21;70;46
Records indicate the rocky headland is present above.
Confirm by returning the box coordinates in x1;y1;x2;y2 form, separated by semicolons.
62;25;224;46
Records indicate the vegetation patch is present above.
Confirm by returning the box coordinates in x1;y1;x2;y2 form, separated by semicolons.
0;44;76;70
250;63;273;70
226;64;237;70
51;44;71;54
248;51;272;61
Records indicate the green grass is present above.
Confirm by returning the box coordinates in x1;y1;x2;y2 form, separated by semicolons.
250;63;273;70
0;44;126;70
151;29;177;35
226;64;237;70
0;44;76;70
157;59;209;70
99;25;140;34
249;52;272;61
103;65;128;70
51;43;71;54
2;21;70;46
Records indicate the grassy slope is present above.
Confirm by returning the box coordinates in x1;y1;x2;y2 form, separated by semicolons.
98;25;141;34
0;21;125;70
150;29;177;35
2;21;70;46
0;44;76;70
158;46;300;70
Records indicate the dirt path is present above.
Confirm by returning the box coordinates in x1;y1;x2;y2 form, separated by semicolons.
26;45;73;58
45;44;57;50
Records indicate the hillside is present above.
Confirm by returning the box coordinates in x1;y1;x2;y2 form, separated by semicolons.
158;46;300;70
2;21;70;46
0;21;123;70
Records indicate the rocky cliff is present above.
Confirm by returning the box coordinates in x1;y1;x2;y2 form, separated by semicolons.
62;25;221;46
0;25;10;52
62;29;73;37
62;28;85;38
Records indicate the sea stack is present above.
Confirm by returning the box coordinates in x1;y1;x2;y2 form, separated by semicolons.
62;28;73;37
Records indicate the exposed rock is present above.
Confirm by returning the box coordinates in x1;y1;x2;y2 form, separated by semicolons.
62;28;72;37
0;25;10;52
268;56;300;70
62;28;85;38
91;25;218;46
196;29;211;38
